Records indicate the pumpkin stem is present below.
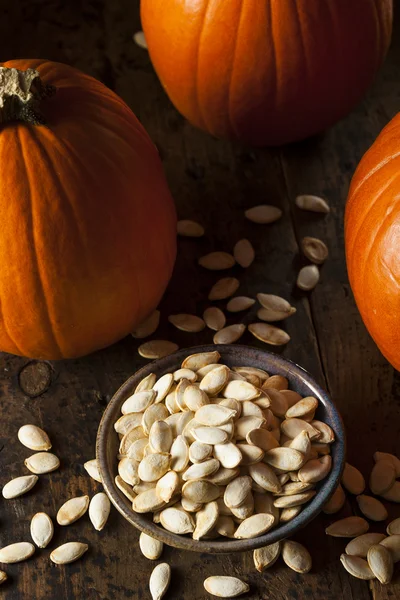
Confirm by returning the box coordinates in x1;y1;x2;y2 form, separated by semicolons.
0;67;56;126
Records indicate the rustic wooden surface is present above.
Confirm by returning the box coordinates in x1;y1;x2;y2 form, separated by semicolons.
0;1;400;598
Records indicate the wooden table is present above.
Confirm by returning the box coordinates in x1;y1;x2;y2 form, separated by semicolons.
1;2;400;598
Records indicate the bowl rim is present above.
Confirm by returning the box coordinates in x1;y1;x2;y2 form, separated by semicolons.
96;344;346;553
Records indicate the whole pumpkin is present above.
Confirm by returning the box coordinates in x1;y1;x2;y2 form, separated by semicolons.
0;60;176;360
345;114;400;370
141;0;393;146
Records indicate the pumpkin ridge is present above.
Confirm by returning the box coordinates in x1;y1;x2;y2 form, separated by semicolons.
226;1;244;140
16;128;62;358
195;0;212;132
267;0;279;110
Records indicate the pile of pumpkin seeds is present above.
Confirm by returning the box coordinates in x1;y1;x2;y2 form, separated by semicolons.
132;194;329;360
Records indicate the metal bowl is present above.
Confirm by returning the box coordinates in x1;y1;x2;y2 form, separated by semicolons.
97;344;346;553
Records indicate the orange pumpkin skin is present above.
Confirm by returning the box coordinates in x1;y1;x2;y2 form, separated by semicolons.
0;59;176;360
141;0;392;146
345;114;400;370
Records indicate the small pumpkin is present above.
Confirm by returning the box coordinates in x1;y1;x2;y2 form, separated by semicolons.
0;60;176;359
141;0;393;146
345;114;400;370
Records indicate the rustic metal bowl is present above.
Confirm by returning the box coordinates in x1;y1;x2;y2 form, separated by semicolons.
97;345;345;553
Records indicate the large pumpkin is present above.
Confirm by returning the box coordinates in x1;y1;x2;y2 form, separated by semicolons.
141;0;393;146
345;114;400;370
0;60;176;360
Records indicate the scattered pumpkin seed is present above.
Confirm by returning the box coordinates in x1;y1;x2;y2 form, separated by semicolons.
204;575;249;598
149;562;171;600
233;239;255;268
133;30;147;49
367;544;393;584
139;532;163;560
203;307;226;331
25;452;60;475
213;324;246;345
209;277;240;301
57;495;90;526
345;533;387;558
301;236;329;264
177;219;204;237
282;540;312;573
373;452;400;476
50;542;88;565
248;322;290;345
342;463;366;495
18;424;51;451
226;296;256;312
0;542;35;564
381;481;400;502
380;535;400;562
296;265;320;291
138;340;179;360
387;517;400;536
245;205;282;224
199;251;236;270
132;310;160;338
357;494;388;522
256;294;296;322
370;459;396;495
168;314;206;332
295;194;330;213
30;513;54;548
326;516;369;538
89;492;110;531
340;554;374;580
2;474;38;499
253;542;281;571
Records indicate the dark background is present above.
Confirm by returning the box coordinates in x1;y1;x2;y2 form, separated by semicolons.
0;1;399;599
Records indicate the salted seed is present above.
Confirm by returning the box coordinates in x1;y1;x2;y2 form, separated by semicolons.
345;533;387;558
182;480;220;503
248;463;281;494
153;373;174;403
297;265;320;291
132;488;165;513
280;418;320;440
203;307;226;331
139;532;163;560
367;544;393;585
226;296;256;312
138;454;170;482
183;459;220;481
310;420;335;444
118;457;139;486
196;404;236;427
160;507;195;534
119;426;146;455
282;540;312;574
357;495;388;522
215;515;235;537
286;396;318;419
121;390;156;414
57;495;90;526
340;554;374;580
182;351;221;371
224;476;252;508
301;236;329;264
50;542;88;565
237;443;264;465
114;413;143;435
234;513;275;539
199;252;235;270
256;294;296;322
213;324;246;345
204;576;249;598
18;424;51;451
199;365;230;396
177;219;204;237
253;542;281;572
233;239;255;268
135;373;157;393
189;441;213;464
246;428;279;451
208;467;240;486
298;456;332;483
149;421;173;454
173;368;197;382
0;542;35;564
222;379;260;401
156;471;180;503
30;513;54;548
325;516;369;538
143;404;169;435
193;427;229;445
208;277;240;301
280;506;302;522
2;475;38;499
264;447;304;472
248;322;290;345
184;386;210;412
168;314;205;333
138;340;178;360
295;194;330;213
25;452;60;475
193;500;219;540
132;310;160;338
115;476;136;503
89;492;110;532
149;562;171;600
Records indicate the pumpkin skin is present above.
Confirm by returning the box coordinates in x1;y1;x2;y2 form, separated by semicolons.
0;59;176;360
345;114;400;370
141;0;393;146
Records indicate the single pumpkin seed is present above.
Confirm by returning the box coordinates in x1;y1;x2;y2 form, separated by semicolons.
278;473;291;486
240;401;263;418
131;310;160;338
156;471;180;502
262;375;289;391
119;426;146;455
215;515;235;537
133;30;148;49
204;575;249;598
180;415;200;441
208;277;240;301
193;427;229;445
253;542;281;572
134;481;156;495
18;424;51;451
286;397;318;419
50;542;88;565
193;500;219;540
311;442;331;455
138;454;170;482
89;492;110;531
182;351;221;371
310;420;335;444
135;372;157;393
274;482;314;496
381;481;400;502
264;389;288;418
175;378;190;411
264;447;305;472
196;404;236;427
197;364;221;378
199;365;230;396
246;428;279;451
340;554;374;580
142;404;169;435
297;265;320;291
295;194;330;213
237;443;264;465
208;467;240;486
139;532;163;560
2;474;38;499
289;430;311;456
298;456;332;483
380;535;400;562
57;495;90;526
280;418;320;440
181;497;203;512
273;491;316;508
138;340;179;360
233;366;269;380
370;460;396;495
387;517;400;536
325;516;369;538
282;540;312;573
25;452;60;475
160;507;195;534
177;219;204;237
114;413;143;435
153;373;174;402
280;506;302;522
248;463;281;493
301;236;329;264
342;463;366;495
199;251;236;270
226;296;256;313
189;441;213;463
357;494;388;522
203;307;226;331
346;533;387;558
182;480;220;503
149;562;171;600
132;488;165;513
256;294;296;322
367;544;393;584
222;380;260;401
115;476;136;503
121;390;156;414
245;204;282;224
118;457;139;486
281;389;302;406
373;452;400;476
30;513;54;548
173;368;197;382
234;513;275;539
248;322;290;345
0;542;35;564
213;324;246;345
168;314;206;333
233;239;255;268
183;459;220;481
235;416;266;439
215;397;242;418
149;421;173;454
224;476;252;508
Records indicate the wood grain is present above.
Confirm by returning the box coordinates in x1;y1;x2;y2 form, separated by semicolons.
0;1;399;598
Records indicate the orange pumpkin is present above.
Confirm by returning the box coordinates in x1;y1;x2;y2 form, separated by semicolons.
345;114;400;370
0;60;176;360
141;0;393;146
